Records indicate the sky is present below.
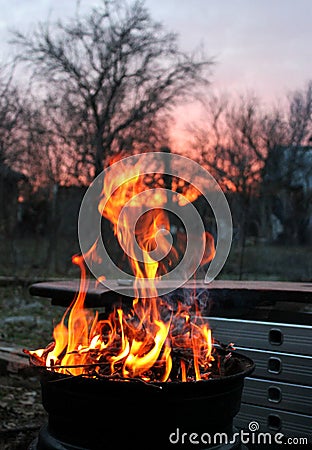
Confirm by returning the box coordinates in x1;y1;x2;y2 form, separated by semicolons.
0;0;311;143
146;0;312;103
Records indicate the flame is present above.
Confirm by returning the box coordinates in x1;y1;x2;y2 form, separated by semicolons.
171;179;201;206
29;154;216;382
201;231;216;266
175;230;216;271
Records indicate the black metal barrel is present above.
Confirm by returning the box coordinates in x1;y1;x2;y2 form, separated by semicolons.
32;351;254;450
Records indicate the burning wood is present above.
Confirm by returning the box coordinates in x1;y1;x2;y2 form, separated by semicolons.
25;155;228;383
25;302;240;382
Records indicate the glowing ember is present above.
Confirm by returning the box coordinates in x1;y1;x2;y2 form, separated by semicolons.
26;155;219;382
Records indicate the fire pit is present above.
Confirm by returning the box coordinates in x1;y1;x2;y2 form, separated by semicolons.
27;278;312;447
26;154;255;449
31;348;253;450
26;281;255;450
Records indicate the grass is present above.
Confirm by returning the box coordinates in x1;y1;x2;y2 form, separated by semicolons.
222;243;312;281
0;236;311;281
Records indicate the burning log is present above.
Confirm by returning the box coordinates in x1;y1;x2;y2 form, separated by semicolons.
25;339;248;384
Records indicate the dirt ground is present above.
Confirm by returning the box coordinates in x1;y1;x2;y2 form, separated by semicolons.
0;286;62;450
0;372;47;450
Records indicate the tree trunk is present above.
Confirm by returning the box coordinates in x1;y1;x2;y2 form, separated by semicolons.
94;133;106;178
238;195;250;280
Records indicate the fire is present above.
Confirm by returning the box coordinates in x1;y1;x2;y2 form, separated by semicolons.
27;155;217;382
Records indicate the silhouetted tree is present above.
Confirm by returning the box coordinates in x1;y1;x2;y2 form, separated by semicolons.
262;81;312;244
190;83;312;257
12;0;212;177
189;93;266;276
0;66;26;169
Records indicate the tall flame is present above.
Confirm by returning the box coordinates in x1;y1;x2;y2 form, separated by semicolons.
28;155;216;382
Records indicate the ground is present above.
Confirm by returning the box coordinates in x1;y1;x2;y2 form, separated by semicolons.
0;286;63;450
0;373;46;450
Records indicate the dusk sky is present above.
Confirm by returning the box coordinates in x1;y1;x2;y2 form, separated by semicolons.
0;0;311;143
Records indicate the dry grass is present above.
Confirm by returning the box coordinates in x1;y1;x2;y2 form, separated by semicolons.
221;243;312;281
1;236;311;282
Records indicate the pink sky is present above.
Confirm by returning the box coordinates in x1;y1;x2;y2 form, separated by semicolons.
145;0;312;102
0;0;311;148
144;0;312;149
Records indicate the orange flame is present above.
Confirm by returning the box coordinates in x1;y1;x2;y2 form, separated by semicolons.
29;155;216;382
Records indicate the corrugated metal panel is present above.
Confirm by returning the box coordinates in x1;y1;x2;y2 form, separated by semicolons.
235;403;311;438
235;347;312;385
242;377;312;415
207;317;312;355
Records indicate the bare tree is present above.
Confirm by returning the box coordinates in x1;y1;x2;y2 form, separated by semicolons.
262;81;312;244
0;66;29;270
190;83;312;261
288;81;312;146
190;93;265;192
189;93;266;278
264;82;312;189
11;0;212;177
0;66;26;169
